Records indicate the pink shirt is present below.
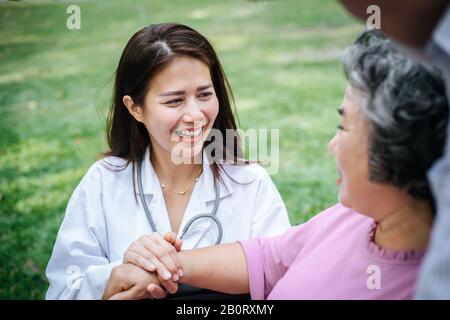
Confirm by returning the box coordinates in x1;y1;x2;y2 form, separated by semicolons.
239;203;425;300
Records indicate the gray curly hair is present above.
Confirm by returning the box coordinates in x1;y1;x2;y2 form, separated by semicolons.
342;29;448;212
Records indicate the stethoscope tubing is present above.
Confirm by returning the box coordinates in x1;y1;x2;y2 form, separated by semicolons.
136;157;222;245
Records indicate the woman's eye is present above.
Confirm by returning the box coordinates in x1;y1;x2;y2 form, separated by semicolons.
198;92;212;99
337;124;345;131
164;98;183;105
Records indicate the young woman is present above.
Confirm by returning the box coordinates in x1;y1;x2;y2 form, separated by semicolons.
45;23;291;300
103;30;449;300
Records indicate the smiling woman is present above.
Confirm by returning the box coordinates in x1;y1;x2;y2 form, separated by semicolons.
44;23;291;300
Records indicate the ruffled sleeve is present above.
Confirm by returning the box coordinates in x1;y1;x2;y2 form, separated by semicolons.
366;222;425;263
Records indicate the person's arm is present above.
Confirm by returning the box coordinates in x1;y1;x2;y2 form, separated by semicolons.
147;210;329;299
45;164;121;300
339;0;449;48
167;207;330;299
177;243;250;294
415;5;450;300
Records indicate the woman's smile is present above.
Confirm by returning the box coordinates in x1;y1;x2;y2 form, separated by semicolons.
173;125;207;144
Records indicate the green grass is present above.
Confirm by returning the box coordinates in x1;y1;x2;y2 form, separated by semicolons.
0;0;363;299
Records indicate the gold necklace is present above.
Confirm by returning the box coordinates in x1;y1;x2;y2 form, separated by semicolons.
160;168;203;195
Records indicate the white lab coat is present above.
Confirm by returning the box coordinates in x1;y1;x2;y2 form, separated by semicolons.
45;147;291;299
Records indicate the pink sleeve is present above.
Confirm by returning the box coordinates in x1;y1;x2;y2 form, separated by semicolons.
238;212;326;299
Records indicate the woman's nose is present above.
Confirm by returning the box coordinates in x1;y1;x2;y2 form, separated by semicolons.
183;99;204;122
328;134;338;154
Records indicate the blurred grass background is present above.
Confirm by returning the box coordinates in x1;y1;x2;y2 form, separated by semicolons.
0;0;363;299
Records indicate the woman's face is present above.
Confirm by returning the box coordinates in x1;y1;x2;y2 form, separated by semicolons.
136;56;219;163
328;86;403;218
329;86;370;210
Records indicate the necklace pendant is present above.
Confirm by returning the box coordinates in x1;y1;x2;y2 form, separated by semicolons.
179;191;186;195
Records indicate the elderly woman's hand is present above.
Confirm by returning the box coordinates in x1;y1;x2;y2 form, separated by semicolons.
123;232;183;282
102;263;178;300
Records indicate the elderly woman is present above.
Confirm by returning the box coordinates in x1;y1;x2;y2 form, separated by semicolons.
103;30;449;300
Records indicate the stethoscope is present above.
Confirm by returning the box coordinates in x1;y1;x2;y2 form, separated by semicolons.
136;157;223;245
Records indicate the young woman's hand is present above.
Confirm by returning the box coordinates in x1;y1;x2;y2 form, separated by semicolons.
102;263;178;300
146;276;178;299
123;232;183;282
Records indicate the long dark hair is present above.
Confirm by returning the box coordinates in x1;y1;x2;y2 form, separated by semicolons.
103;23;245;196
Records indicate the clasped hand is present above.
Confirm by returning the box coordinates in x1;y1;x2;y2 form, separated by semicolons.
102;232;183;300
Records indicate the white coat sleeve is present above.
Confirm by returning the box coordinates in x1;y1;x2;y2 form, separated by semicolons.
45;164;122;300
250;169;291;237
